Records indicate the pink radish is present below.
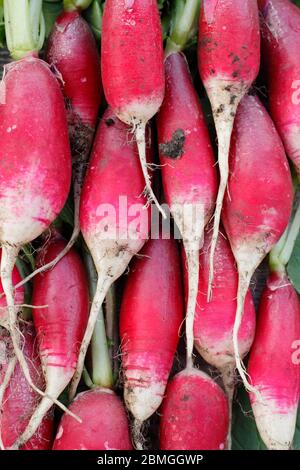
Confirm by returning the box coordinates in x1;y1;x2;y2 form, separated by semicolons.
248;271;300;450
120;236;183;446
53;388;132;450
160;369;229;450
198;0;260;295
10;234;89;449
259;0;300;178
101;0;165;216
0;323;53;450
157;52;217;370
69;107;151;399
222;94;293;392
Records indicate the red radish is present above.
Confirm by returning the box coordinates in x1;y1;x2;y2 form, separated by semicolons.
10;235;89;449
0;249;24;328
157;52;217;369
259;0;300;178
0;323;53;450
101;0;165;216
120;237;183;445
222;95;293;392
188;227;256;397
53;388;132;450
69;107;151;399
160;369;229;450
198;0;260;296
248;272;300;450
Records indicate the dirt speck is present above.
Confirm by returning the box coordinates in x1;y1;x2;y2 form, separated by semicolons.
105;118;115;127
159;129;185;159
181;394;190;402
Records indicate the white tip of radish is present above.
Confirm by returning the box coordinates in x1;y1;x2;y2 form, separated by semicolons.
116;98;163;126
252;399;298;450
124;381;165;422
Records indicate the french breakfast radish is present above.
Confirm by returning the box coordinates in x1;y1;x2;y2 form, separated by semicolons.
11;235;89;449
101;0;165;216
157;52;217;369
248;271;300;450
259;0;300;178
69;107;151;399
120;236;183;446
198;0;260;296
0;323;53;450
222;95;293;392
53;388;132;450
1;0;71;405
160;369;229;450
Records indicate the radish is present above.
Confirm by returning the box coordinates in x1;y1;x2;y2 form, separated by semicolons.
157;51;217;371
101;0;165;216
160;369;229;450
69;107;151;399
17;0;102;280
259;0;300;178
10;234;89;449
222;95;293;393
120;236;183;447
0;1;71;403
0;323;53;450
0;249;24;328
198;0;260;296
53;388;132;450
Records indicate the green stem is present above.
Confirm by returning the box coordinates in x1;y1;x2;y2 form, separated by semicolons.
4;0;45;59
82;366;94;389
165;0;200;55
83;0;102;41
63;0;93;12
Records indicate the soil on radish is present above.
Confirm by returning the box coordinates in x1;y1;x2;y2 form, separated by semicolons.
159;129;185;159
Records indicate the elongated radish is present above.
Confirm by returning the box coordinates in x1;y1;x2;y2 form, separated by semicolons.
259;0;300;178
53;388;132;450
120;236;183;446
10;235;89;449
157;52;217;371
222;95;293;392
160;369;229;450
0;249;24;328
69;107;151;399
248;271;300;450
0;1;71;405
101;0;165;216
0;323;53;450
198;0;260;296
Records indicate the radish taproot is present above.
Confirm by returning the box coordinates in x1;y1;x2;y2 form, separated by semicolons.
222;94;293;392
157;51;217;370
69;107;151;399
0;0;71;404
0;249;24;328
198;0;260;296
120;236;183;446
0;323;54;450
53;388;132;450
101;0;165;216
160;369;229;450
10;235;89;449
259;0;300;178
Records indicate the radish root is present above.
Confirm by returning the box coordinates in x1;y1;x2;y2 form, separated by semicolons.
0;354;17;450
221;364;235;450
185;247;200;369
132;419;145;450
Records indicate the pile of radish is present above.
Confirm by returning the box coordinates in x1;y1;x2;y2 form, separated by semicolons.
0;0;300;452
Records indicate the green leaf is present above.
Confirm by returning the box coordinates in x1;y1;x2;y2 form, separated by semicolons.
43;0;63;37
287;229;300;294
232;386;300;450
83;0;102;41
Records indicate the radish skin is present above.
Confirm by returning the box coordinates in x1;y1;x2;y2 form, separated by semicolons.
198;0;260;297
248;272;300;450
259;0;300;178
0;323;53;450
0;56;71;403
157;52;217;368
53;388;132;450
120;237;183;445
69;108;151;399
10;237;89;449
160;369;229;450
222;95;293;392
101;0;165;216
